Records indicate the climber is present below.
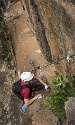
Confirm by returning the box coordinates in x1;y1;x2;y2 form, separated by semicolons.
67;54;75;62
20;71;50;112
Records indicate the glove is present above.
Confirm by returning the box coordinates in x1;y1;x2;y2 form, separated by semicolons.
36;94;44;99
44;84;50;91
22;104;28;112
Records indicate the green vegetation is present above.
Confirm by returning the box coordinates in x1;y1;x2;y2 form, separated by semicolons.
0;15;14;62
45;71;75;121
0;101;3;108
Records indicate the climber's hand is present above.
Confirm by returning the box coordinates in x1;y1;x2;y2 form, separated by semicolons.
36;94;44;99
44;84;51;91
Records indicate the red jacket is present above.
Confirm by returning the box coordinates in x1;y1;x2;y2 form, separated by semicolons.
20;80;31;99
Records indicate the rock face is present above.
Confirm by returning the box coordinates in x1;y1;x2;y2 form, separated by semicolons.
1;0;74;77
0;0;12;10
65;97;75;125
0;1;75;125
24;0;75;77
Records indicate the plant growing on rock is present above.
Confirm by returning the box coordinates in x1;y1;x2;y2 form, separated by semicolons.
45;71;75;122
0;15;14;62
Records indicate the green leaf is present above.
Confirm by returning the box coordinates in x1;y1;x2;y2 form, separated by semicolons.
44;71;75;121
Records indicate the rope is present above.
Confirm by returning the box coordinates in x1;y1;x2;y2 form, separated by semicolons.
30;54;75;69
39;54;75;69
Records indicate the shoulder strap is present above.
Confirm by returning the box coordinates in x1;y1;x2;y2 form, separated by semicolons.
20;84;30;90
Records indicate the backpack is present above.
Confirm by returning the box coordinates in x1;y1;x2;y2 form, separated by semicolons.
12;80;30;100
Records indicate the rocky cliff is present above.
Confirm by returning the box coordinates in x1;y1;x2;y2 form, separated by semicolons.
0;0;75;125
24;0;75;78
0;0;75;78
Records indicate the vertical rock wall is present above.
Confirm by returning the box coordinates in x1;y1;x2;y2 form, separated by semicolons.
65;97;75;125
23;0;52;63
24;0;75;77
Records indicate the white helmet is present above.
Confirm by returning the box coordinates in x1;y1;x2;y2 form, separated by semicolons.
20;72;34;82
